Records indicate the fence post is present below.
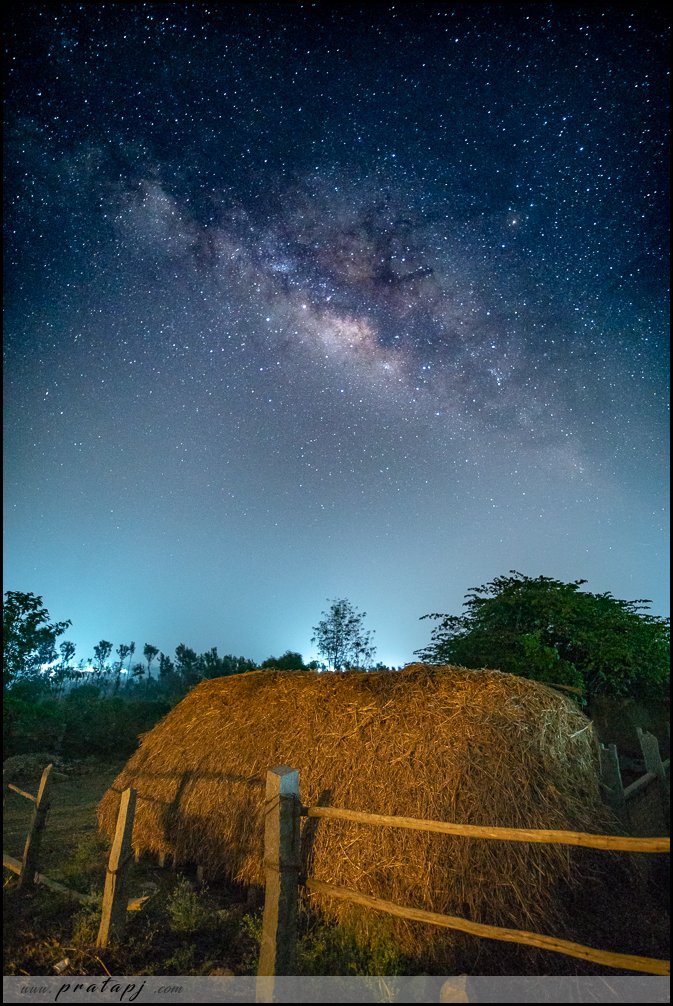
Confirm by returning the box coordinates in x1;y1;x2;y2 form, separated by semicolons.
17;763;54;890
2;769;11;811
637;728;670;821
256;766;301;1001
599;743;627;821
97;787;136;948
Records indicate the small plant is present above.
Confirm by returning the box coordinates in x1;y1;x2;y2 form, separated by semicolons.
70;903;102;946
161;943;199;974
166;876;216;933
297;912;407;976
234;910;263;974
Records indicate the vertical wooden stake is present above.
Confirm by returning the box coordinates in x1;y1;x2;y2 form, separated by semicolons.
2;769;12;811
17;764;53;890
637;728;670;820
97;787;136;948
256;766;300;1002
599;743;627;820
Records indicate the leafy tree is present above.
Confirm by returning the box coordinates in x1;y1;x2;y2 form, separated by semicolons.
218;653;256;677
195;646;221;678
311;598;376;672
59;640;76;670
260;650;306;670
93;640;113;674
115;644;128;686
416;571;670;701
131;662;145;683
158;652;175;678
175;643;199;687
143;643;159;680
3;591;71;688
51;639;77;696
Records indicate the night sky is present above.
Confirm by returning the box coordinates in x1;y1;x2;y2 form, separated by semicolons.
4;5;669;669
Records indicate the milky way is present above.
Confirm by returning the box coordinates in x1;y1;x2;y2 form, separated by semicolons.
4;6;669;665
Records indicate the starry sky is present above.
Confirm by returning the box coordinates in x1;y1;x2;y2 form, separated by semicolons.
4;5;669;669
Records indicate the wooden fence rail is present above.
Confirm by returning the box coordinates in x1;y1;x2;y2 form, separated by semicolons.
257;765;670;998
304;879;669;977
305;805;669;852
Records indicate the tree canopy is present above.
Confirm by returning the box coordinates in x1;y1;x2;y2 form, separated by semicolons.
312;598;376;671
415;571;669;701
260;650;307;670
3;591;71;688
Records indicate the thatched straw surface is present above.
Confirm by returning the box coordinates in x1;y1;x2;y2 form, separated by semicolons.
98;665;614;967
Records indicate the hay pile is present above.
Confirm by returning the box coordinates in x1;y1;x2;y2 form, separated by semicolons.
98;665;614;968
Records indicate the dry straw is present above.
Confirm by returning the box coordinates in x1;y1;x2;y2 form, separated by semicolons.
98;664;619;969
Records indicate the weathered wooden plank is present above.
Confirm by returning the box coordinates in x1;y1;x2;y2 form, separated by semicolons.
599;743;627;820
33;872;97;903
7;784;37;803
127;893;152;912
624;771;658;801
3;853;21;875
637;728;670;820
256;766;301;1002
96;787;136;948
304;879;670;976
17;764;53;890
304;805;669;852
638;728;667;782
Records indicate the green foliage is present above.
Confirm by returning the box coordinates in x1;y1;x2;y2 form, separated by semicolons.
3;591;71;688
260;650;306;670
61;831;109;895
311;598;377;671
166;877;217;932
3;684;65;758
93;640;113;672
4;680;174;760
296;909;408;976
60;691;172;759
143;643;159;676
416;571;670;701
235;904;409;977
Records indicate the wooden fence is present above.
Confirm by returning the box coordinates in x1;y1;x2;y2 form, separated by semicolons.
3;764;143;948
599;727;669;830
256;765;670;999
3;746;669;986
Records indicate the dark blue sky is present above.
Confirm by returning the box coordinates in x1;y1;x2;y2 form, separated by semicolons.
4;5;669;668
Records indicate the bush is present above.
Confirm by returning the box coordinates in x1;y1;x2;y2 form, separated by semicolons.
3;691;65;759
60;691;172;759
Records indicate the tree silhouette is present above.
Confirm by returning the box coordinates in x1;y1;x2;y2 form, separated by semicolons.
260;650;306;670
3;591;71;687
93;639;113;674
311;598;376;672
143;643;159;681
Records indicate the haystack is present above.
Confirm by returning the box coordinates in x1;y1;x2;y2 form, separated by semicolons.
98;665;614;968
